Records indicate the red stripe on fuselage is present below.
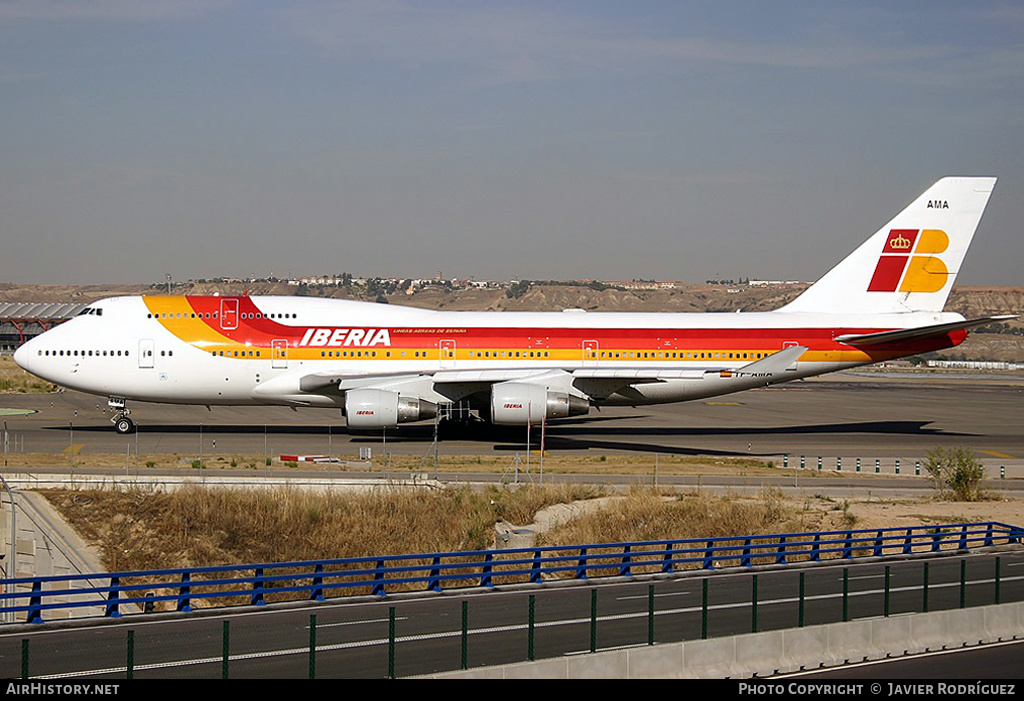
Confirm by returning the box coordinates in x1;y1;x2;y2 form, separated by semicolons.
176;296;960;355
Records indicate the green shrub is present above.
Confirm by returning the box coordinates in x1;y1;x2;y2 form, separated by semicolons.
923;447;985;501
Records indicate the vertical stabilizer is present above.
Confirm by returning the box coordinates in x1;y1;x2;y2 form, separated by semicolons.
780;177;996;314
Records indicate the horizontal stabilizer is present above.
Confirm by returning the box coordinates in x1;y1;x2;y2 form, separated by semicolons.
834;315;1019;346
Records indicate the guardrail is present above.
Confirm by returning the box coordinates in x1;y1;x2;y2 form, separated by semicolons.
2;521;1021;624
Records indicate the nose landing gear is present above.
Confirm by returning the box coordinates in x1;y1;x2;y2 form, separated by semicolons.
108;396;136;434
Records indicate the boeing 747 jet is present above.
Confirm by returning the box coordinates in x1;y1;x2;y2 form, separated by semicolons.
14;177;1012;434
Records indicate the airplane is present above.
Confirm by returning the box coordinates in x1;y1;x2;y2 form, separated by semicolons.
13;176;1015;435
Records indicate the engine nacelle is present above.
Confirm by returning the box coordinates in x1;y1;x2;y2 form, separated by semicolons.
490;382;589;425
344;388;438;429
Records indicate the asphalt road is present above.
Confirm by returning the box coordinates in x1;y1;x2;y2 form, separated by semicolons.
3;551;1022;679
1;372;1022;471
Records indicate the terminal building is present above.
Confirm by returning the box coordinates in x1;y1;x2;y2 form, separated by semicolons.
0;302;87;352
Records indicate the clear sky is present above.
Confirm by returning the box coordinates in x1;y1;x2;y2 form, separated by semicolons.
1;1;1021;285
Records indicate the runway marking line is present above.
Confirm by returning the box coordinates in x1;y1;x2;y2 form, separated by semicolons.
980;450;1015;459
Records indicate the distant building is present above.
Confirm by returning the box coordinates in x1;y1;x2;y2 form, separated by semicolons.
926;360;1024;371
0;302;88;350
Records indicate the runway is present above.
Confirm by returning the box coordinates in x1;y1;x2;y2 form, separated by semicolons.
1;371;1022;472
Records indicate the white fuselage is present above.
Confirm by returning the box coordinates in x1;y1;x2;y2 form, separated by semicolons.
13;295;963;411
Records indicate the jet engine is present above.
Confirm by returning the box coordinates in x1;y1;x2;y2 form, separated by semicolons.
344;388;438;429
490;382;589;425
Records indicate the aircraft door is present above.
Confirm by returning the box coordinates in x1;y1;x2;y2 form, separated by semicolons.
440;339;456;369
272;339;288;369
582;340;599;366
139;339;155;369
220;298;239;330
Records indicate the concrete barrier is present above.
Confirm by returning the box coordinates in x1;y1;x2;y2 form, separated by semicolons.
676;636;738;678
985;604;1021;642
736;630;785;677
825;619;875;665
780;625;830;672
868;613;912;659
908;609;950;653
428;602;1024;678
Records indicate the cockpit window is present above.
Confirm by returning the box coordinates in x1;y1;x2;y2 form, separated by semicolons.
77;307;104;316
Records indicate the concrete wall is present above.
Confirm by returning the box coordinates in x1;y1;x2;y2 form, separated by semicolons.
1;490;108;621
427;601;1024;678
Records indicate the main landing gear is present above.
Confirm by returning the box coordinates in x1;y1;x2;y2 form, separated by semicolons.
108;397;136;434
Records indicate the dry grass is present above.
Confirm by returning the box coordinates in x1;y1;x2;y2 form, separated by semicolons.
41;483;605;572
38;483;996;606
531;487;866;578
0;355;55;393
3;450;789;477
536;486;795;547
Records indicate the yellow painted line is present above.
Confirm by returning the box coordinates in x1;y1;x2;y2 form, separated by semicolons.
980;450;1015;459
61;444;84;454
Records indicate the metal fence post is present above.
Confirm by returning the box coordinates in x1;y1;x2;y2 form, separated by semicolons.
960;560;966;609
702;578;709;639
648;584;655;645
222;620;230;680
127;629;134;680
105;576;121;618
995;557;1001;605
27;582;43;624
251;567;265;606
311;564;324;601
752;574;758;633
590;589;597;653
884;565;890;617
798;572;805;628
21;639;28;679
461;600;469;670
309;614;316;680
923;562;930;613
177;572;192;612
528;595;536;661
842;568;849;622
388;606;396;679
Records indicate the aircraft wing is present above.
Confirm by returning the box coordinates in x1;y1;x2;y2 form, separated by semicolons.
572;343;807;380
275;345;809;405
834;315;1018;347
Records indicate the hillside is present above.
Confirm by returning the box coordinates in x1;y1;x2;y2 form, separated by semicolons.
2;282;1021;361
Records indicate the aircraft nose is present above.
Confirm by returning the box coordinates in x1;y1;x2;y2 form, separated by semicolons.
14;340;32;372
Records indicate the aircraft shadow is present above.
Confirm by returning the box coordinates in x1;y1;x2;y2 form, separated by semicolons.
50;418;974;459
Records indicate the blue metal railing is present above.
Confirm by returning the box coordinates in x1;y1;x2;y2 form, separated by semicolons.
1;521;1020;624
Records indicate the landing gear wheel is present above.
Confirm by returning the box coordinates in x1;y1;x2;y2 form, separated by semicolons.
115;417;136;435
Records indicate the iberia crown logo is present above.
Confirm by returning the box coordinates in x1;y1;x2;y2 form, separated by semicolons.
868;229;950;293
888;231;913;251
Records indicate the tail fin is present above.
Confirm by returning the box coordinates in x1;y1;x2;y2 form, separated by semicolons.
780;177;997;314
